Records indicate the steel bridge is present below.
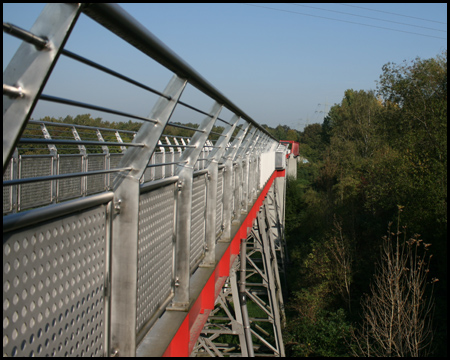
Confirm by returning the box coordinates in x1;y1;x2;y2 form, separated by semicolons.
3;4;297;357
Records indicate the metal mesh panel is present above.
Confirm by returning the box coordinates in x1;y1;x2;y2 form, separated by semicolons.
154;152;164;180
137;184;175;333
142;154;154;183
216;169;223;238
108;153;123;169
174;152;181;164
109;153;124;186
3;205;108;357
86;155;106;195
58;155;83;201
19;156;53;210
3;159;13;214
196;149;208;171
190;174;206;270
165;152;173;178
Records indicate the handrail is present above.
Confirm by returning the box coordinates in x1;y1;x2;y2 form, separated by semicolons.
81;3;276;141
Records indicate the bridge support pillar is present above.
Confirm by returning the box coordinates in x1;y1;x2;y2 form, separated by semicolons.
192;256;249;356
192;178;287;357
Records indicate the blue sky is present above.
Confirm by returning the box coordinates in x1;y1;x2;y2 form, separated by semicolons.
3;3;447;131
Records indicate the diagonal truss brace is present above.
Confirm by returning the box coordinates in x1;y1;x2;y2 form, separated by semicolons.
193;180;287;357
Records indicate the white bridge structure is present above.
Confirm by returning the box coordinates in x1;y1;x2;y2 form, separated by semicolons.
3;4;297;357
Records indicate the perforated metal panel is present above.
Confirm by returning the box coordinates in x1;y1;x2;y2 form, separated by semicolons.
137;184;175;333
19;156;53;210
3;205;108;357
190;174;207;270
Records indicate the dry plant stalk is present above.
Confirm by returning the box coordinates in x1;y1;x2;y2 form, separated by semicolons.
352;207;437;356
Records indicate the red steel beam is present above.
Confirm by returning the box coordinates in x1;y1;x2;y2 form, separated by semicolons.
163;169;286;356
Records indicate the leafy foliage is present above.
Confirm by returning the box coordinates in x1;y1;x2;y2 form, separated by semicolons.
23;114;230;155
283;51;446;356
284;308;353;357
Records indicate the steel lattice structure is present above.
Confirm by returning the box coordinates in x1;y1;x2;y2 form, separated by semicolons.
3;3;295;357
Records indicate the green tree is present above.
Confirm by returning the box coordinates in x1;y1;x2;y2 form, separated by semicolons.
285;129;299;141
298;123;324;162
375;52;447;234
283;51;446;356
274;124;288;140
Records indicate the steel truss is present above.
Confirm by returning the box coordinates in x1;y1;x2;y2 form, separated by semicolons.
193;179;287;357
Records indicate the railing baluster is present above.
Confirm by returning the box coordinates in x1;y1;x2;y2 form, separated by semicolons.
202;115;240;266
170;102;223;310
109;75;187;356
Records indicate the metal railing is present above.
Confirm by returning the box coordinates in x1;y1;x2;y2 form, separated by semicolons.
3;3;283;357
3;120;217;213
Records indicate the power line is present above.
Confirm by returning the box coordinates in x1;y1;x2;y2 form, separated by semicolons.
241;3;446;40
337;3;447;25
290;3;446;33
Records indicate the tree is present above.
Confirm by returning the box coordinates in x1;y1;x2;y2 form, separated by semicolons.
284;51;446;356
375;51;447;278
325;89;384;160
352;208;437;357
285;129;299;141
325;217;353;312
274;124;288;140
298;123;324;162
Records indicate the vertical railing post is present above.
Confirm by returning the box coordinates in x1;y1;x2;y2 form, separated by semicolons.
71;126;88;196
233;160;241;221
235;127;258;211
11;149;19;213
110;75;187;356
244;131;260;204
202;115;240;266
40;123;58;204
222;124;251;239
170;102;223;310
